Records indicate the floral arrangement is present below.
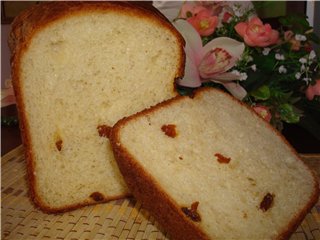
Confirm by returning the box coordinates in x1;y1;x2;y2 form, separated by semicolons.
173;1;320;138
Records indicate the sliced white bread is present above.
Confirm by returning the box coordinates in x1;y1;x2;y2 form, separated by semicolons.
110;87;319;240
9;1;185;213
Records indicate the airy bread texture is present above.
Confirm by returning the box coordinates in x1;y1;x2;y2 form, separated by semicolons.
110;88;319;240
10;2;185;213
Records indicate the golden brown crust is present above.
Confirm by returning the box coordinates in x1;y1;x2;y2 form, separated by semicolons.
10;1;185;214
110;87;319;240
9;1;185;80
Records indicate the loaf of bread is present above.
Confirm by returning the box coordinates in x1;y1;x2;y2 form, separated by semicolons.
9;1;185;213
110;88;319;240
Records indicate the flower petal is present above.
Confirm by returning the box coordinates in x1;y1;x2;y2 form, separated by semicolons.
199;48;236;78
306;79;320;100
209;72;242;81
177;53;202;88
1;87;16;107
269;30;280;45
249;16;263;25
179;3;196;18
202;37;245;61
222;82;247;100
243;34;258;47
173;19;203;64
234;22;248;37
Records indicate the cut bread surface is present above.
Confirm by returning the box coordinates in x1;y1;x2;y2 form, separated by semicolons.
10;2;184;212
111;88;319;240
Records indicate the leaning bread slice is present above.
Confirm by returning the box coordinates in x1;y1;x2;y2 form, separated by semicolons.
10;2;185;213
110;87;319;240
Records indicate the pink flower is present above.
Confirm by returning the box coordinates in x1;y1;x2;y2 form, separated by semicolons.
199;48;236;78
306;80;320;100
235;17;279;47
222;12;233;23
284;30;294;41
1;79;16;107
253;105;272;122
284;30;301;51
179;3;203;18
179;2;219;36
179;2;225;19
304;43;313;53
174;20;247;100
198;1;225;16
290;39;301;51
187;10;218;36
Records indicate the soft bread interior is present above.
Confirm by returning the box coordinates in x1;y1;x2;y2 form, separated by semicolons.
20;12;181;208
116;89;317;239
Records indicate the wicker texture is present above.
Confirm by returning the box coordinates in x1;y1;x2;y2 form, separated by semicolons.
2;145;319;240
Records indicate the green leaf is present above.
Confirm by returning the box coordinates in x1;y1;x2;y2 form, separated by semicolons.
279;14;311;33
279;17;290;27
270;89;293;102
250;85;271;100
241;70;270;92
279;103;300;123
254;54;277;72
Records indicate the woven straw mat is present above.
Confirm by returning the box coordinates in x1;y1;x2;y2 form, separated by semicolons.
2;145;320;240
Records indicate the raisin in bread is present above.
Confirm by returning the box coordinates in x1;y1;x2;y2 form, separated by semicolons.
110;88;319;240
9;1;185;213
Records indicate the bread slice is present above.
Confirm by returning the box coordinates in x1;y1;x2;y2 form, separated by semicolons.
9;2;185;213
110;88;319;240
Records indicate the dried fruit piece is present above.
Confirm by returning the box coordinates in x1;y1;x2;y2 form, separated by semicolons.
181;201;201;222
97;124;112;138
214;153;231;164
90;192;105;202
260;193;275;212
55;139;63;151
161;124;177;138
